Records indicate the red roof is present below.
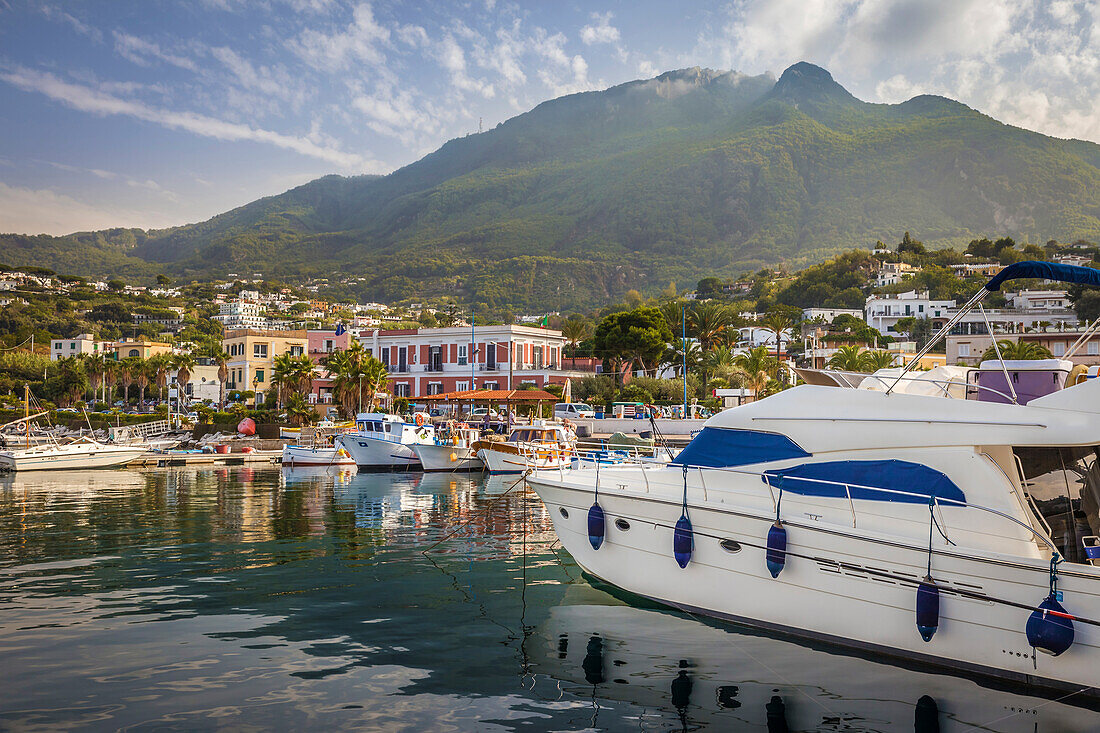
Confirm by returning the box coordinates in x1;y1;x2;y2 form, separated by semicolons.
420;388;558;402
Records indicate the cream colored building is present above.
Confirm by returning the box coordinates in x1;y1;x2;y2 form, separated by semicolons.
222;329;307;402
111;338;173;360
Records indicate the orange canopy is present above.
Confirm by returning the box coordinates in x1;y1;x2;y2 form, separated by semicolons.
421;388;558;402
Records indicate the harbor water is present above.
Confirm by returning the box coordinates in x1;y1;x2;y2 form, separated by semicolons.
0;467;1095;731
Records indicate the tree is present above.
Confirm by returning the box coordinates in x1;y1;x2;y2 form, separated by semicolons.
560;318;593;367
211;350;230;409
731;346;777;399
594;306;673;379
696;277;725;299
284;392;317;426
687;301;735;352
171;353;196;406
149;354;170;404
981;340;1052;361
324;343;389;416
84;353;106;404
119;357;137;405
861;350;897;371
156;274;172;285
760;308;798;361
897;232;925;255
827;345;867;371
133;358;152;411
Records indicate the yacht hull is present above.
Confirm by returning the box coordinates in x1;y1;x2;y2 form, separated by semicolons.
336;434;421;469
0;445;147;471
528;472;1100;696
412;443;483;472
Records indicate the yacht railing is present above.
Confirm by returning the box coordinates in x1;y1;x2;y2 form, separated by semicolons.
844;374;1021;404
547;459;1059;557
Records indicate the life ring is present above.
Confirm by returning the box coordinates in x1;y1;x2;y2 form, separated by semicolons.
415;413;425;426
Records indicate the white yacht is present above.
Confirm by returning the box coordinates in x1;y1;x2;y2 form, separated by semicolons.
0;436;146;472
527;261;1100;697
412;424;484;472
335;413;435;469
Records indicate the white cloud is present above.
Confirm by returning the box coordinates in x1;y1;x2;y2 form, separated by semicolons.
112;31;199;72
0;67;376;170
40;6;103;42
580;12;620;45
291;2;390;71
0;182;180;235
637;60;658;78
437;35;495;98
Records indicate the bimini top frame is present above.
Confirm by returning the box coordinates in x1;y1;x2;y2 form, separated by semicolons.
886;261;1100;396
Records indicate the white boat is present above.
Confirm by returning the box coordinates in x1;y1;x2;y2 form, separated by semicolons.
412;425;484;472
475;423;575;474
334;413;435;469
281;443;357;467
528;379;1100;697
529;256;1100;699
0;436;147;472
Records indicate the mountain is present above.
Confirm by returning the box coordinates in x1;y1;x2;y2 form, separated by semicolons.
7;62;1100;312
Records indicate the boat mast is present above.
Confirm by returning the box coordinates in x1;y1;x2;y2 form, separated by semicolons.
24;384;29;450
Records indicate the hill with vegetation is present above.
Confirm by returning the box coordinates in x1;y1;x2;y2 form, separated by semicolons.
7;62;1100;311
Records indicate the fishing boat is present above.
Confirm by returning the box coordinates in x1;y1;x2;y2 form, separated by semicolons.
475;422;575;474
334;412;435;469
527;261;1100;697
412;424;484;472
281;443;357;467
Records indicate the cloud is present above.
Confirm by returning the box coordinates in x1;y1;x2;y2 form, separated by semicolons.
0;66;376;169
0;182;180;235
437;35;495;98
112;31;199;72
291;2;390;71
40;6;103;42
580;12;620;45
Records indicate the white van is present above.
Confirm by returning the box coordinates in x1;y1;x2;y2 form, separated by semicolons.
554;402;595;419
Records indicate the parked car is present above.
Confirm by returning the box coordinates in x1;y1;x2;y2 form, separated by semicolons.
554;402;595;420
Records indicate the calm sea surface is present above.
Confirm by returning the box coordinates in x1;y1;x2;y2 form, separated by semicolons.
0;467;1095;732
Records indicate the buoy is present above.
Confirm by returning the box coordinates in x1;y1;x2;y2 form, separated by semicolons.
1026;595;1075;656
449;452;457;462
915;575;940;642
588;503;605;550
766;521;787;578
673;513;693;568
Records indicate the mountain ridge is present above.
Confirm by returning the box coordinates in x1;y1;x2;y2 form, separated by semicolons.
5;62;1100;311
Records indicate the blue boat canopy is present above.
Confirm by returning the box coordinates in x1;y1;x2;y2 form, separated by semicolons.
762;460;966;504
672;427;810;468
985;260;1100;292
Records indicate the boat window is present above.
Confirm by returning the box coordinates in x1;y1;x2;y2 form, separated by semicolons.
1014;446;1100;563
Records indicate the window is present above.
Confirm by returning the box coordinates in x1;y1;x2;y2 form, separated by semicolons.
70;342;76;349
456;381;469;391
918;305;924;313
1053;342;1066;357
289;345;303;356
128;349;140;358
325;339;333;351
254;343;268;358
958;344;970;357
1014;446;1100;563
427;382;443;395
458;344;467;366
1088;341;1099;356
394;383;410;397
255;369;264;383
483;382;498;390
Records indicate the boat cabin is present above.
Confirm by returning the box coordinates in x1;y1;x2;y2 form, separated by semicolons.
507;426;570;444
354;412;434;443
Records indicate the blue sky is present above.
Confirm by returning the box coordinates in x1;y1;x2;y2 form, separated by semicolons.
1;0;1098;235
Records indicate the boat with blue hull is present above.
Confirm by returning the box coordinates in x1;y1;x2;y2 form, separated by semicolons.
528;261;1100;697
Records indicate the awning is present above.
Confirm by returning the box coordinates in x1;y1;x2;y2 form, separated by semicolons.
420;388;559;402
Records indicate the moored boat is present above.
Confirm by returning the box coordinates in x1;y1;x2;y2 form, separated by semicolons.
281;443;357;467
475;422;575;474
335;412;435;469
0;436;147;471
412;424;484;471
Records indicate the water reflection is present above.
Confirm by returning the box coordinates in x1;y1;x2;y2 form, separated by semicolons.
0;467;1095;731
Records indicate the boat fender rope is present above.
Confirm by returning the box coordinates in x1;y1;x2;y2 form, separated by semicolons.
588;458;605;550
673;465;693;568
917;498;942;642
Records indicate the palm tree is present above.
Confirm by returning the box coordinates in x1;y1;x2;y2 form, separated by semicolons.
660;338;702;378
324;345;389;416
860;350;897;371
560;318;592;368
688;302;734;351
132;359;153;412
84;353;106;405
760;309;797;361
271;353;297;408
149;354;170;405
171;353;196;407
827;345;866;371
213;350;230;409
119;357;137;407
284;392;316;426
732;346;777;401
981;340;1053;362
702;345;736;383
102;360;118;405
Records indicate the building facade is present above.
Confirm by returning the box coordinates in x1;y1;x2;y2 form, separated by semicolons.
110;338;173;360
802;307;864;323
222;329;308;401
50;333;111;360
865;291;955;334
358;325;591;399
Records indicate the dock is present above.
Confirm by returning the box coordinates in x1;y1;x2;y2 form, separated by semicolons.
127;449;282;467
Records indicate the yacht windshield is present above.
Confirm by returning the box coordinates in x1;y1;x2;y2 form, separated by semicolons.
1014;446;1100;563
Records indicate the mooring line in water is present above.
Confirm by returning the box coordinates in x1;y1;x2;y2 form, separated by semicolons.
420;470;531;553
966;683;1095;732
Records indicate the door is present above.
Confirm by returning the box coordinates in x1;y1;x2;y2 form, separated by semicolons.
398;347;407;372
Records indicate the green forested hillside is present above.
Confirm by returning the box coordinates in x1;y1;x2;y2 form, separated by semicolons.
5;62;1100;311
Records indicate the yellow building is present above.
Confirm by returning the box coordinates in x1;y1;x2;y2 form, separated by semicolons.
222;329;307;402
111;338;173;360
